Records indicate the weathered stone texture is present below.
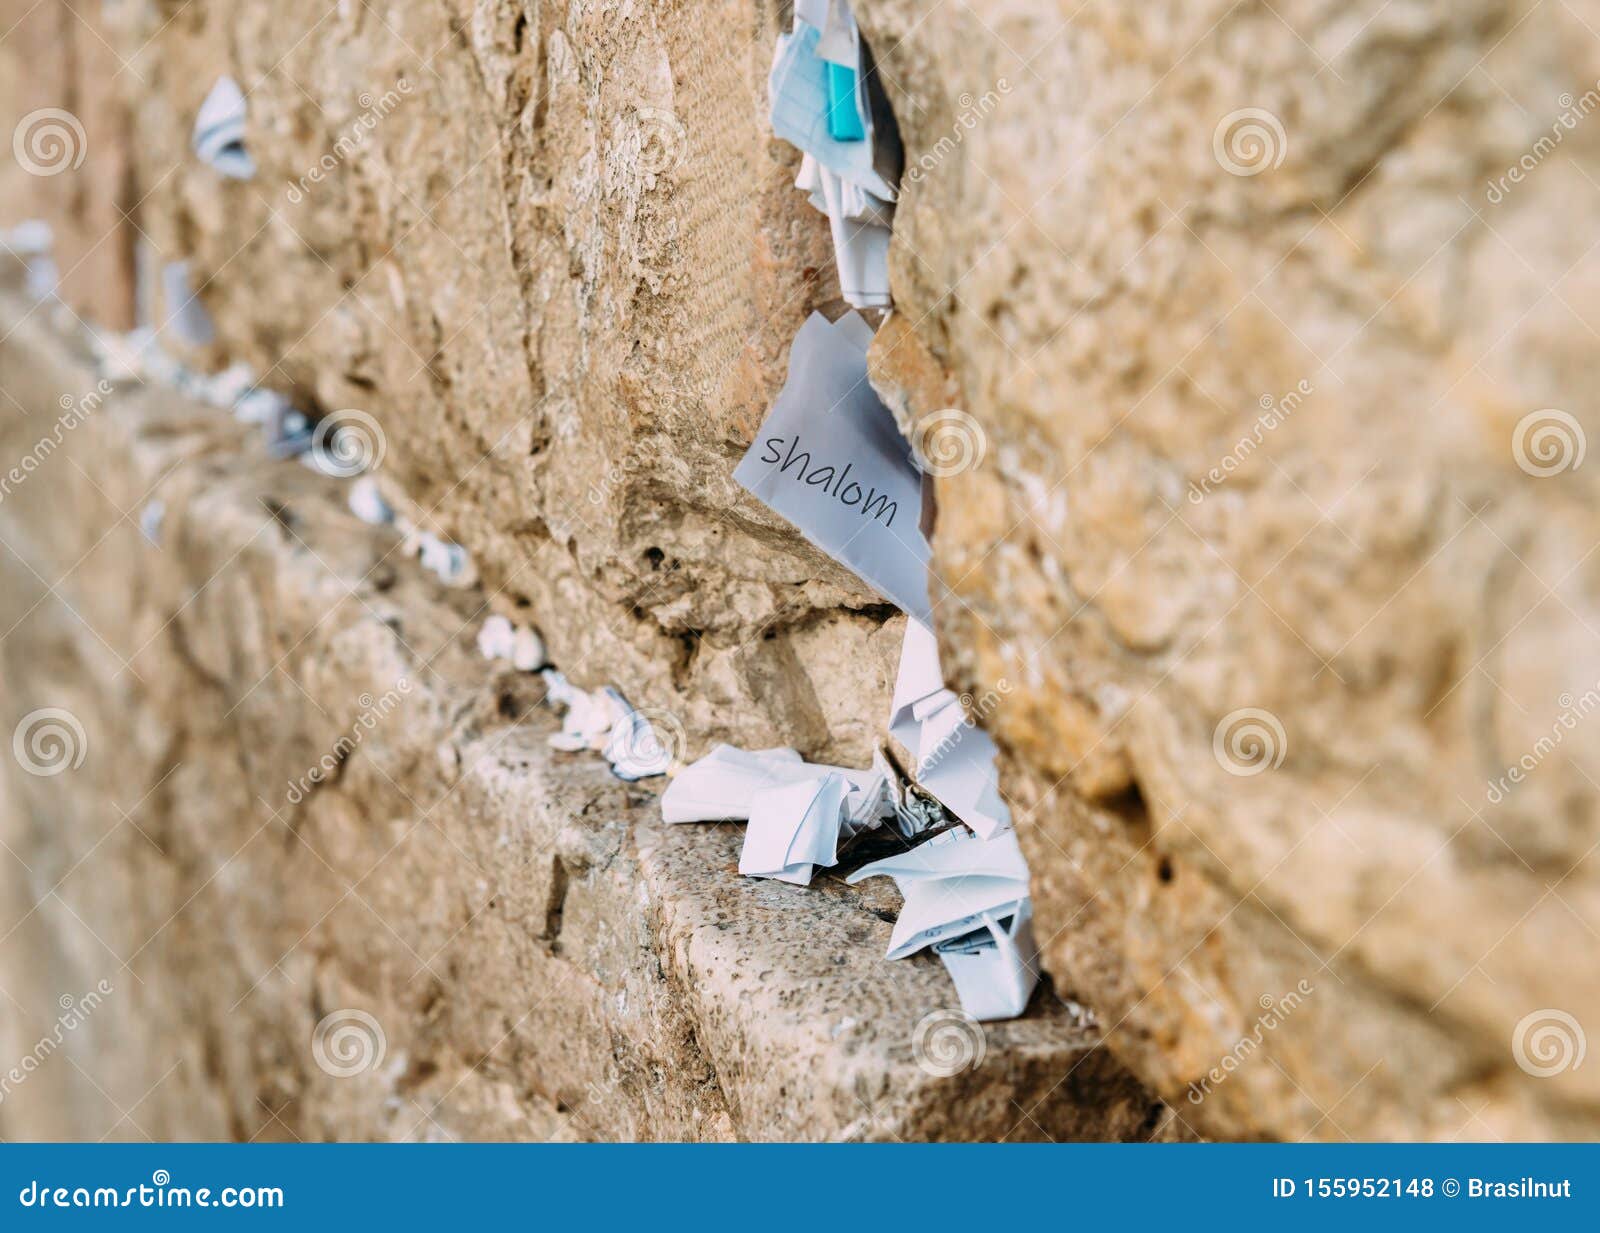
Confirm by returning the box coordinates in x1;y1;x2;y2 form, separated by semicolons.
3;0;1599;1141
0;0;137;326
0;290;1162;1141
863;0;1600;1139
102;0;898;772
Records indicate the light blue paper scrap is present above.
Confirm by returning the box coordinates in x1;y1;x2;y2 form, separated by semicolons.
733;311;931;622
769;24;895;202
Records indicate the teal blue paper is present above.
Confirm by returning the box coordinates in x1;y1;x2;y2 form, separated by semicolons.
825;61;865;141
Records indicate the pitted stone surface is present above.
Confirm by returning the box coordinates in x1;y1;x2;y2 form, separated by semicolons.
4;0;1599;1141
0;290;1161;1141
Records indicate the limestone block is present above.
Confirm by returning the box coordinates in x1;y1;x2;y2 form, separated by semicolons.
0;289;1162;1141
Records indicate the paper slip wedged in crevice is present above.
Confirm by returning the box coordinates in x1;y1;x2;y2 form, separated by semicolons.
161;261;215;347
889;618;1012;838
192;76;257;180
774;1;897;310
541;671;669;781
796;0;857;66
347;476;395;527
796;155;891;310
847;828;1039;1020
733;311;931;623
934;906;1039;1022
770;18;895;204
476;614;547;672
2;221;59;301
139;499;165;546
662;744;899;884
402;527;475;588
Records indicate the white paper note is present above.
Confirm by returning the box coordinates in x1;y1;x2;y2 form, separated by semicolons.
769;22;895;202
664;744;894;885
887;619;1013;838
193;76;257;180
848;828;1039;1020
739;774;849;884
733;312;931;622
161;261;215;346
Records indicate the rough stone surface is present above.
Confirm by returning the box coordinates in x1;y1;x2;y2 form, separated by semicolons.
0;288;1163;1141
4;0;1599;1141
102;0;900;770
864;0;1600;1140
0;0;137;327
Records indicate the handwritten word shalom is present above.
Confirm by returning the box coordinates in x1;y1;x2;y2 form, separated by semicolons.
756;433;902;527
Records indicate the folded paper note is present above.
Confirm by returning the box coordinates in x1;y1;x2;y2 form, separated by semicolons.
193;76;257;179
795;155;892;309
663;743;897;884
347;476;395;527
402;529;474;588
848;828;1039;1020
934;906;1039;1022
888;619;1012;838
769;18;895;203
797;0;859;66
139;499;165;546
734;311;931;621
479;615;548;672
774;1;896;309
161;262;215;347
541;672;669;781
2;220;59;300
265;402;313;458
740;774;851;884
602;701;674;780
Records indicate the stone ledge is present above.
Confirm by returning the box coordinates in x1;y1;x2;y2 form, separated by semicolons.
0;289;1163;1141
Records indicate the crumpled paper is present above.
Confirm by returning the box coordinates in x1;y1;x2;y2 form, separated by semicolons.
192;76;257;179
848;827;1039;1020
477;614;547;672
662;744;903;884
887;619;1012;838
541;671;670;781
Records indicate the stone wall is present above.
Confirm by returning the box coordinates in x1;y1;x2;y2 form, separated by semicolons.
2;0;1598;1140
0;287;1162;1140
